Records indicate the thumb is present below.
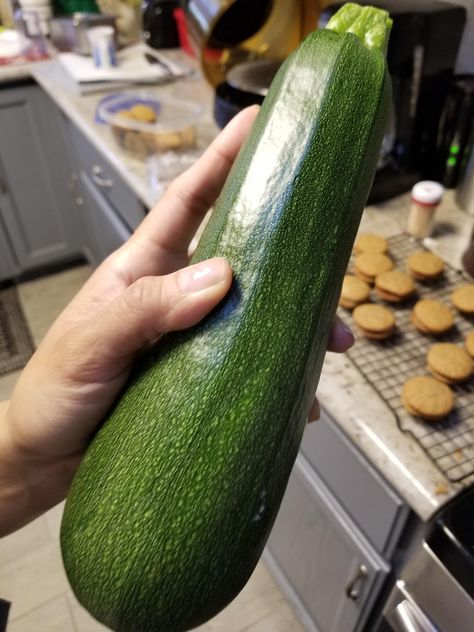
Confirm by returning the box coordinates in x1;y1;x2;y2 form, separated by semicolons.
99;257;232;356
8;257;232;457
61;258;232;373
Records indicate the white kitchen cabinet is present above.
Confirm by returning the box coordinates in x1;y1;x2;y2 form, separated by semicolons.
0;83;83;276
65;118;147;266
264;409;414;632
78;170;133;263
301;413;409;559
0;208;18;281
266;456;390;632
0;80;148;276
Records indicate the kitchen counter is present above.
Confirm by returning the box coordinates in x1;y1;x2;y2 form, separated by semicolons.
0;60;34;83
30;56;220;209
320;193;474;521
7;56;474;520
0;39;56;84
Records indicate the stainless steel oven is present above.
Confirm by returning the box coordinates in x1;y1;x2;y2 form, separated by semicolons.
380;487;474;632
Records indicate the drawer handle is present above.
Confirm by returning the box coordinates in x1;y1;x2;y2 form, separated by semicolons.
92;165;113;189
91;172;113;190
345;564;368;602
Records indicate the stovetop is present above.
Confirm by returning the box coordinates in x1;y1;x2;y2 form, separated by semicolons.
428;486;474;599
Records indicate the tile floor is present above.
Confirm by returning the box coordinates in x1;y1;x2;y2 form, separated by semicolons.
0;265;303;632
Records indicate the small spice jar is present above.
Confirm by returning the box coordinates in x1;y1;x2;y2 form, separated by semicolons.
407;181;445;239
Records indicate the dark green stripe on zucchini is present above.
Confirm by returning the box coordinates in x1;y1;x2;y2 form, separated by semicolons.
61;4;392;631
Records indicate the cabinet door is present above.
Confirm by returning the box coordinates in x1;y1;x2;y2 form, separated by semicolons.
79;171;132;265
0;85;82;273
266;456;389;632
301;414;408;558
68;122;146;231
0;208;19;281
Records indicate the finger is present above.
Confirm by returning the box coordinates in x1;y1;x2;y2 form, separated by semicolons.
60;258;232;382
327;316;354;353
114;106;260;283
308;398;321;423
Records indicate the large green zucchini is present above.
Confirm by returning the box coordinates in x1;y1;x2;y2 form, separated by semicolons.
61;4;392;631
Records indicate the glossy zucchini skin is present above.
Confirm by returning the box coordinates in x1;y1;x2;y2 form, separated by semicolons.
61;6;392;631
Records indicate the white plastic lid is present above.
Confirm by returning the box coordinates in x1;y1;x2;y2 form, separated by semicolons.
87;26;115;41
411;181;445;205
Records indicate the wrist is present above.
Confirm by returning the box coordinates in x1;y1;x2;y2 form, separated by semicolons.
0;400;31;535
0;401;77;536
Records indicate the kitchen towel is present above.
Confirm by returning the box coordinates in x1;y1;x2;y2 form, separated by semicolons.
58;42;191;85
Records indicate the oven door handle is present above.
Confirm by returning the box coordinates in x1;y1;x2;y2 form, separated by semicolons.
393;600;438;632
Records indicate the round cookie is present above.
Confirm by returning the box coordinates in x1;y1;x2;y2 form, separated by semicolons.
427;343;473;384
129;104;158;123
117;109;136;120
354;253;394;284
353;303;395;339
465;331;474;358
339;275;371;309
411;299;454;335
354;233;388;255
402;376;453;421
375;270;416;303
452;285;474;315
407;251;444;281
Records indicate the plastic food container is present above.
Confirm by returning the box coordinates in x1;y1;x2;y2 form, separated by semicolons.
98;93;203;159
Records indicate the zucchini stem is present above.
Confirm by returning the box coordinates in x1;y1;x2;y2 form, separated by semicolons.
326;2;392;55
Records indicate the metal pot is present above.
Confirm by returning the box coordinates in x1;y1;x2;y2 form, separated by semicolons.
185;0;322;86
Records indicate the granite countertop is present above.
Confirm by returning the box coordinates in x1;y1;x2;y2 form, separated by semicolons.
6;54;474;520
0;60;34;83
0;38;56;85
30;55;220;209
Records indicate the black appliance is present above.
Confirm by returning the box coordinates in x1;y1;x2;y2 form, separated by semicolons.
434;75;474;188
214;59;282;129
142;0;180;49
212;1;466;203
323;1;466;203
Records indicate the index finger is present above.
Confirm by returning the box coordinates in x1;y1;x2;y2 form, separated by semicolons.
327;316;354;352
114;106;260;283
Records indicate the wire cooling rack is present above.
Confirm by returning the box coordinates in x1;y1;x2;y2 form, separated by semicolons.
338;233;474;483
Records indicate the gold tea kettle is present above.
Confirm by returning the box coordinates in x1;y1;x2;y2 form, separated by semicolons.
185;0;328;87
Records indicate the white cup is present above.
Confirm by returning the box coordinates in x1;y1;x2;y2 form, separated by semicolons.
87;25;116;69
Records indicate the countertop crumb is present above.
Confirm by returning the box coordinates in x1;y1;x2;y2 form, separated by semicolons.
454;448;464;461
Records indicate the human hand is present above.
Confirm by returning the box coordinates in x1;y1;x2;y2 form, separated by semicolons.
0;106;352;535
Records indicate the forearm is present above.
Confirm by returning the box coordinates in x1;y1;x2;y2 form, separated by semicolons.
0;400;32;535
0;401;76;536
